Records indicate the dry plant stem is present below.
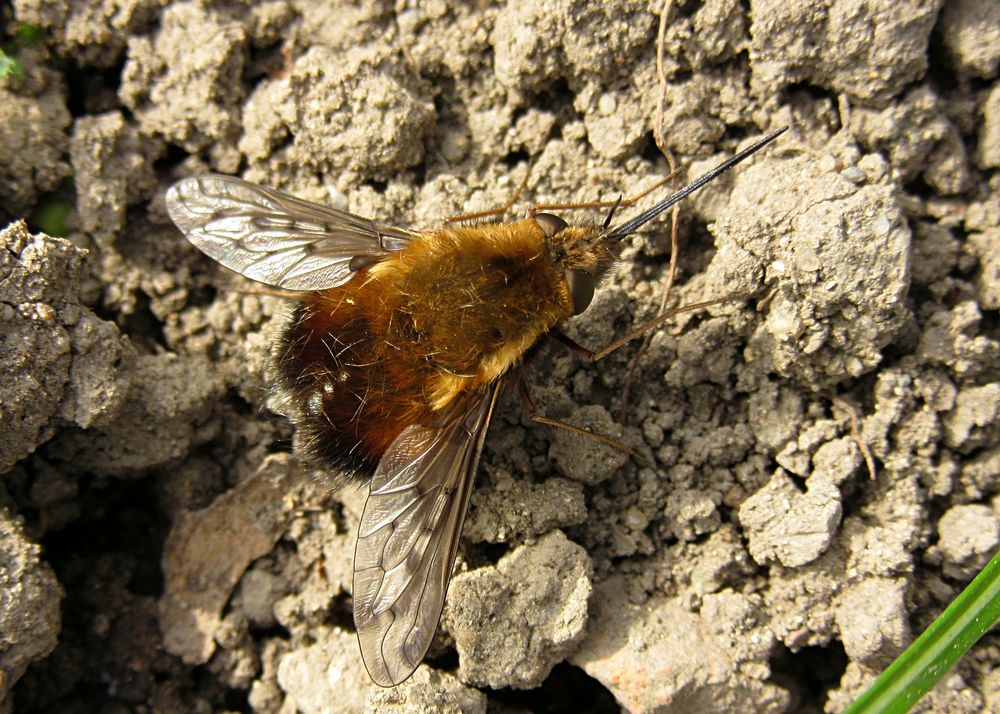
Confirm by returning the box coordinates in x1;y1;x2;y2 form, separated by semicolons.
755;285;779;313
831;394;878;480
655;162;681;326
618;0;681;418
656;0;673;88
652;0;680;325
516;370;651;467
619;149;680;418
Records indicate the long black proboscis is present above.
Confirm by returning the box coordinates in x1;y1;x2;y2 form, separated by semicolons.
607;126;788;239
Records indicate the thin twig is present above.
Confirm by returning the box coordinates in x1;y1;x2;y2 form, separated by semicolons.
619;0;680;419
831;394;877;480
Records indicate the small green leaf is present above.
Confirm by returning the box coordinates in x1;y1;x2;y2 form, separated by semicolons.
0;49;24;79
16;23;44;48
33;200;72;237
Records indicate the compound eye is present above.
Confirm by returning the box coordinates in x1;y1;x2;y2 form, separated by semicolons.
564;269;595;315
535;213;568;237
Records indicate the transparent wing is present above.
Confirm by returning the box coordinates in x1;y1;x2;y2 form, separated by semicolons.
353;382;502;687
165;174;417;291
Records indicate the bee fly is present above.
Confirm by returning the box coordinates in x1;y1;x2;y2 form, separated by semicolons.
166;126;786;686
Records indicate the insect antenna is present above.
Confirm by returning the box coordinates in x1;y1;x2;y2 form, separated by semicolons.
606;126;787;239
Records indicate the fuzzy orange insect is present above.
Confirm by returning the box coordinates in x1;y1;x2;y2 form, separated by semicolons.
166;127;785;687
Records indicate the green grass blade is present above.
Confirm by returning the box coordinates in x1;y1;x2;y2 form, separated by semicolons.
844;548;1000;714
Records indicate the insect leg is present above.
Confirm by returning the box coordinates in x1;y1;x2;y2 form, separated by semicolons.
553;296;731;365
445;167;531;224
515;371;651;467
446;165;678;224
547;330;597;361
526;172;678;218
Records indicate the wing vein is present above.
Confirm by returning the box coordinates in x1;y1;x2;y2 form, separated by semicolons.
165;174;416;290
353;382;502;687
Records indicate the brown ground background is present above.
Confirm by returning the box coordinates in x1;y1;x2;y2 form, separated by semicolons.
2;0;1000;712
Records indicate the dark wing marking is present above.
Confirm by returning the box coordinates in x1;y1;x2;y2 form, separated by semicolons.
165;174;417;291
353;383;502;687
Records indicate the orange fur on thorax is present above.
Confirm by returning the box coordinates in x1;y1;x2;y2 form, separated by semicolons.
277;219;575;472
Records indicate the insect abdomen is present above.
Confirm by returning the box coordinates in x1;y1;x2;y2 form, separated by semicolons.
274;273;436;474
